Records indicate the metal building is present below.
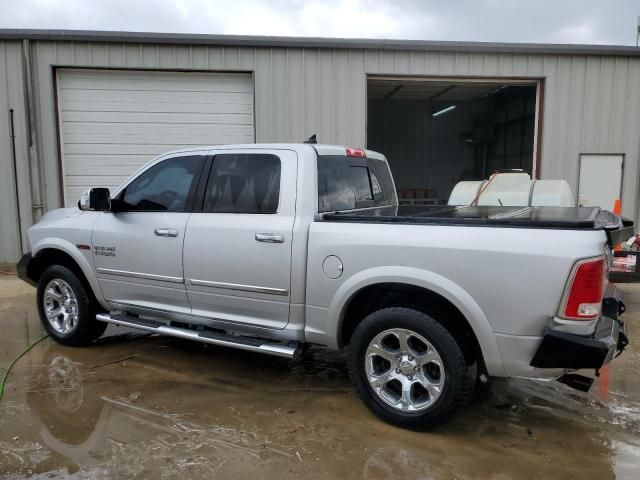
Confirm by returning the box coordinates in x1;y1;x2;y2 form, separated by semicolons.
1;29;640;263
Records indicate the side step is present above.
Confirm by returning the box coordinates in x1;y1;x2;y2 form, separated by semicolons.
96;313;301;359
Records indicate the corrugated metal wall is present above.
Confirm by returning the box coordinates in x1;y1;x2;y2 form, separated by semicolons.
1;39;640;262
0;41;31;263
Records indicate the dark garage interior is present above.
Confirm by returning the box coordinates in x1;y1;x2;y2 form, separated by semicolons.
367;78;538;204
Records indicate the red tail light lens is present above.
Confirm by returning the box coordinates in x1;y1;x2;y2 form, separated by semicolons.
560;257;606;320
346;147;366;158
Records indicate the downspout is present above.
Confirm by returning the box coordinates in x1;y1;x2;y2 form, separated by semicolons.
22;38;46;221
9;109;24;254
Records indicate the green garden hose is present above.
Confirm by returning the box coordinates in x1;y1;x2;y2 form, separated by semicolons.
0;334;49;402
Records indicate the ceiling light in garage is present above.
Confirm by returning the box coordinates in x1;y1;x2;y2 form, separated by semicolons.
432;105;456;117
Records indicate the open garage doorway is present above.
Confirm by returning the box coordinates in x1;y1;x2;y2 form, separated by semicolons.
367;77;541;205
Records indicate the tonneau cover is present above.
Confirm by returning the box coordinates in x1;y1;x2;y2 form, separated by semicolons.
323;206;630;237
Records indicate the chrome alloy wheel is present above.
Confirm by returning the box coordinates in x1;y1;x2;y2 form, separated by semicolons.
43;279;79;334
365;328;445;412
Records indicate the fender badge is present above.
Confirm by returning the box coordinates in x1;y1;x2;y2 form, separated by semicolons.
93;245;116;257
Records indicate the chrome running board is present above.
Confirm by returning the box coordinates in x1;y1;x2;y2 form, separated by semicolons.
96;312;301;359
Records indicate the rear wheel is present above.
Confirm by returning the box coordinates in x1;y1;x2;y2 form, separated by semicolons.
348;307;472;430
37;265;107;346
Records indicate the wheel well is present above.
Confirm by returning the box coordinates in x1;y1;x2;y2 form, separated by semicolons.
340;283;485;369
28;249;94;297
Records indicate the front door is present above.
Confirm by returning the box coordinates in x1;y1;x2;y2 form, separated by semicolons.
93;152;206;313
183;149;297;329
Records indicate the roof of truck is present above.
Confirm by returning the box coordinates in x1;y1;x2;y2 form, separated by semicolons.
156;143;387;161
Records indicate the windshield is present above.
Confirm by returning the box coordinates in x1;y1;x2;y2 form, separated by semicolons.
317;155;396;213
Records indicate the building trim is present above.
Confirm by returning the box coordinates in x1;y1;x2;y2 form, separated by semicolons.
1;29;640;57
535;78;545;179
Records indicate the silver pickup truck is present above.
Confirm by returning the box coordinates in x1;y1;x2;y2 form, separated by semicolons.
17;143;631;429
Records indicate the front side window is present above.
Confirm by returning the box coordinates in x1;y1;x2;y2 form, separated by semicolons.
120;155;204;212
203;153;281;213
317;156;395;212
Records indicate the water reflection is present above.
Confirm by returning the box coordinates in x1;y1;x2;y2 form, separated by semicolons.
0;336;637;479
23;351;297;478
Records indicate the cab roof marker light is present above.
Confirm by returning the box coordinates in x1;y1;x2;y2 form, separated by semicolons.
346;147;366;158
432;105;456;117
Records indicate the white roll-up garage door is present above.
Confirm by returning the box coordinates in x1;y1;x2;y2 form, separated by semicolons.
57;69;254;205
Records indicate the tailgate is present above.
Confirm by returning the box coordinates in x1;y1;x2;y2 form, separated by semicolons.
595;209;635;247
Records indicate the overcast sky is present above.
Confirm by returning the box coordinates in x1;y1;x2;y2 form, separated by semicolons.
1;0;639;45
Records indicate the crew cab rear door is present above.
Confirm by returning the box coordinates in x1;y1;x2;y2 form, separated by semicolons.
182;148;297;329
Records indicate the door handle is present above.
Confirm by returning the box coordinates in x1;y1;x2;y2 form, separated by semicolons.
255;233;284;243
154;228;179;237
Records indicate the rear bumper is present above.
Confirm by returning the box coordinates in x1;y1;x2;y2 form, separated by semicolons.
17;252;36;286
530;290;628;370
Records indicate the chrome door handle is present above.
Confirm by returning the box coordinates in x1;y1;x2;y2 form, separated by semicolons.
154;228;179;237
255;233;284;243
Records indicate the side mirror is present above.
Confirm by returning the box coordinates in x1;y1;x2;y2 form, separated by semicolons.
78;188;111;211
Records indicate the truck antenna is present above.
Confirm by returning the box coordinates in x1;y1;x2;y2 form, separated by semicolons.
304;134;317;144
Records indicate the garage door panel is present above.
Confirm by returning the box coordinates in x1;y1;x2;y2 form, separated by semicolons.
62;131;254;146
65;155;153;174
62;123;254;139
65;175;127;186
63;143;190;155
57;69;255;206
60;100;254;115
60;89;253;106
60;72;252;93
62;111;254;125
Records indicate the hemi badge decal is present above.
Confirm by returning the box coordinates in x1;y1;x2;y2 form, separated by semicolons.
76;244;91;250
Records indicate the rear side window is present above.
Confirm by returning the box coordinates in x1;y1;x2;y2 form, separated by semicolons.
203;153;281;213
120;155;204;212
317;156;395;212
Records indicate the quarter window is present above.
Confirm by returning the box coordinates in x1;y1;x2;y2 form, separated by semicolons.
120;155;204;212
317;156;395;212
203;154;281;213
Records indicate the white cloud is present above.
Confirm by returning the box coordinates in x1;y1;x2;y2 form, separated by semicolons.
551;21;602;44
0;0;637;45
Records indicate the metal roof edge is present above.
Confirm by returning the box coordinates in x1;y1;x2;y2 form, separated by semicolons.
1;29;639;57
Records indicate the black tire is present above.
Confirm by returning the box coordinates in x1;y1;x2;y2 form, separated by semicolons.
37;265;107;346
348;307;472;430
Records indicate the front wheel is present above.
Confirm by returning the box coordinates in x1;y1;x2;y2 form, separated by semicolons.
37;265;107;346
348;307;472;430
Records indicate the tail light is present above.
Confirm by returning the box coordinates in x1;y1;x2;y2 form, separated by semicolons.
559;256;606;320
346;147;366;158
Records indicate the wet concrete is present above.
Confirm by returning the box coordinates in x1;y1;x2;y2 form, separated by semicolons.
1;273;639;479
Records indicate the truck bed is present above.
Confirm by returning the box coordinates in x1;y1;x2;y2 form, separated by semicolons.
323;205;632;244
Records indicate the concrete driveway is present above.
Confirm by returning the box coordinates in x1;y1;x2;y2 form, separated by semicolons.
1;274;639;479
